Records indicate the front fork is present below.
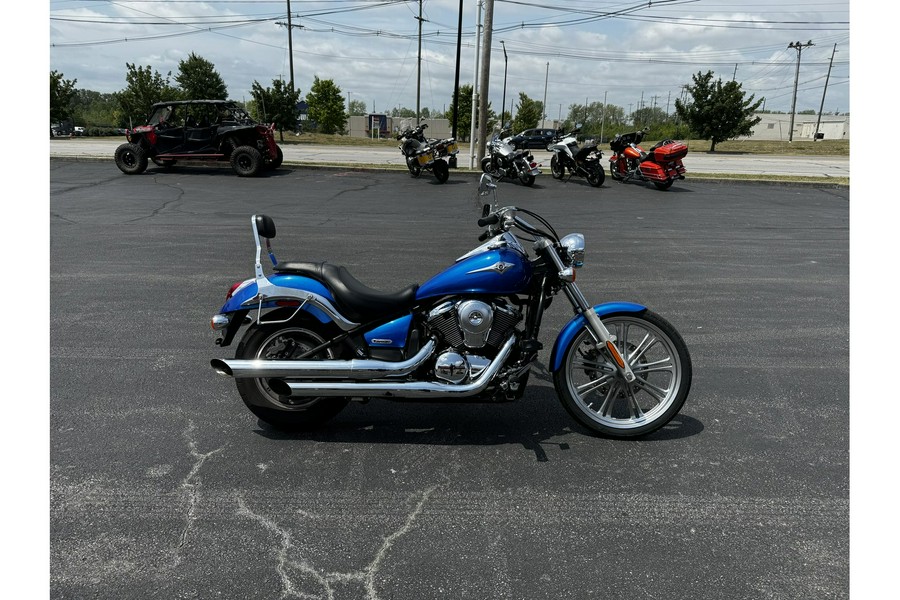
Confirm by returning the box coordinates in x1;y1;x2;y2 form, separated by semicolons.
536;238;636;383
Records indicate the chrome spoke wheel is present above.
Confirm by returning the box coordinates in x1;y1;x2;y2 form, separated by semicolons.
559;313;689;434
252;326;334;410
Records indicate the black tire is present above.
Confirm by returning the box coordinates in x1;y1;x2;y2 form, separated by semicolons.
231;145;263;177
406;156;422;177
268;145;284;170
587;164;605;187
480;156;493;174
234;320;350;431
151;157;177;168
654;179;674;191
610;161;624;181
115;143;148;175
518;172;535;186
553;310;692;438
433;160;449;184
550;154;564;179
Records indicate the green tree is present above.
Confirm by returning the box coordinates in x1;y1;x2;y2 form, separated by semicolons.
348;99;367;116
511;92;543;134
446;84;494;141
70;89;121;129
250;78;300;141
174;52;227;100
631;105;668;128
306;76;347;135
567;102;627;139
391;107;416;118
675;71;763;151
50;71;77;135
116;63;179;126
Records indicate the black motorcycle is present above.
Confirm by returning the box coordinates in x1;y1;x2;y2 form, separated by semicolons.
547;127;605;188
480;129;541;186
396;123;457;184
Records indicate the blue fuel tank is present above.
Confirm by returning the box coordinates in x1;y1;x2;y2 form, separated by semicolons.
416;245;532;300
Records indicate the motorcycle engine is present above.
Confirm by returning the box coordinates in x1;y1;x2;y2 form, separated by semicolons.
427;300;522;383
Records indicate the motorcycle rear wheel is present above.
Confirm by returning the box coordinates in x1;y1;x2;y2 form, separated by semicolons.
553;310;692;438
433;160;450;184
234;320;350;431
654;179;674;190
587;164;605;187
550;155;565;179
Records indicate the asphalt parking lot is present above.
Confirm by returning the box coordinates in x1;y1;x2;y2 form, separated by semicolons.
48;160;849;599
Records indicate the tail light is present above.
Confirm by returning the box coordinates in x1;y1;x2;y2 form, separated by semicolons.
225;278;253;300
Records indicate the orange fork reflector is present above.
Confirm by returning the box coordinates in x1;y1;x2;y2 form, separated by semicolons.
606;341;626;369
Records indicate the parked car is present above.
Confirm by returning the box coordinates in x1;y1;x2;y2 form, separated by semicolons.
508;128;557;150
73;126;85;136
114;99;283;177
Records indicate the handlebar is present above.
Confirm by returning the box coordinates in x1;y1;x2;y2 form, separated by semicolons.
477;214;500;227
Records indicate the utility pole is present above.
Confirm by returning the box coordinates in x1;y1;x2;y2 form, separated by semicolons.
600;90;607;143
286;0;295;92
815;43;837;141
541;62;549;128
787;40;814;142
469;0;483;168
476;0;494;163
416;0;424;123
501;41;508;129
732;63;737;81
450;0;463;167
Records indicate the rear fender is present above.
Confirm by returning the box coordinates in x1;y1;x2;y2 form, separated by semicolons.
549;302;647;372
219;274;355;329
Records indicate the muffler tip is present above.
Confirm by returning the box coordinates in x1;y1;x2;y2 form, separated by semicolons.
266;378;292;397
210;359;234;377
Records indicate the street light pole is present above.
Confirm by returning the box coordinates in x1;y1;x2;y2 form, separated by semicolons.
787;40;814;142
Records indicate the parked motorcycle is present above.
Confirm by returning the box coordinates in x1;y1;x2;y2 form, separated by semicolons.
609;128;687;191
480;129;541;186
209;175;692;438
396;123;458;184
547;128;606;187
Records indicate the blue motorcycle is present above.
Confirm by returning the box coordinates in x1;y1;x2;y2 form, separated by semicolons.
210;175;692;438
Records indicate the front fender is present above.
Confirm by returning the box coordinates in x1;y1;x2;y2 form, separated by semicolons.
549;302;647;372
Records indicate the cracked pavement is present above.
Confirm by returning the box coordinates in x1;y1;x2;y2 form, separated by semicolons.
50;161;849;599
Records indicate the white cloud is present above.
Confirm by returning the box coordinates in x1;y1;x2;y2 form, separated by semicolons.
48;0;850;117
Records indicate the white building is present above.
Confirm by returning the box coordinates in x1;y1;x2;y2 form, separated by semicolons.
740;112;850;141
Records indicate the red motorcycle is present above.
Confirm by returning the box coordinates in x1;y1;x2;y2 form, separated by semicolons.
609;129;687;191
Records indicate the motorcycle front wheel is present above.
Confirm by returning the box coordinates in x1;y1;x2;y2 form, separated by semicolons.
406;156;422;178
553;310;692;438
550;154;565;179
234;320;350;431
480;156;502;177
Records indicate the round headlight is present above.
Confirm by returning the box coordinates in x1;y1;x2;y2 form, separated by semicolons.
560;233;585;268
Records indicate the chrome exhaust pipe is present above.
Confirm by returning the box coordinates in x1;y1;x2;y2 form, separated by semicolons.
210;339;435;380
267;335;516;399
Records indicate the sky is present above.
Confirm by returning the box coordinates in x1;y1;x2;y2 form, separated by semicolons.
46;0;852;122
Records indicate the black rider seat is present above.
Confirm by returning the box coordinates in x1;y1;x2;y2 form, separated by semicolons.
273;261;419;323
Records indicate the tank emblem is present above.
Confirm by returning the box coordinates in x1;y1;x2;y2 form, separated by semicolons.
467;261;515;275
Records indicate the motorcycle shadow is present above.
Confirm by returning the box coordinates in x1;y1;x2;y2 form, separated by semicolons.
252;367;704;460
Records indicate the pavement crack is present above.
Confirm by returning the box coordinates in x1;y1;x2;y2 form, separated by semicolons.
176;419;224;559
237;485;438;599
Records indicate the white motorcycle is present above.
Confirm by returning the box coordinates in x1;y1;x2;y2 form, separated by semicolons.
547;127;605;188
481;128;541;186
